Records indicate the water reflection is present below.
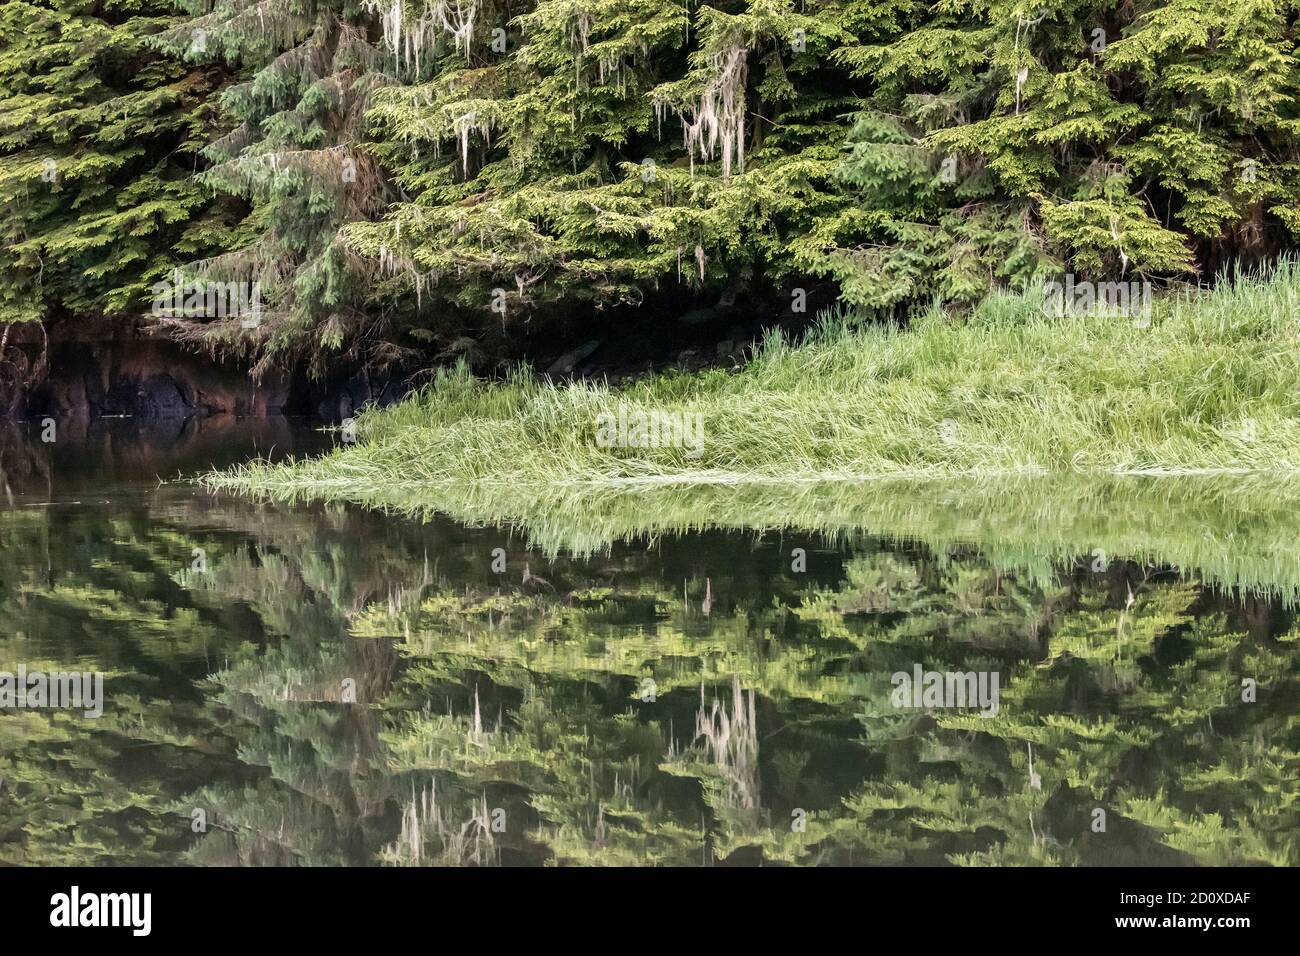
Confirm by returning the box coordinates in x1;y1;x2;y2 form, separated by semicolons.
0;423;1296;865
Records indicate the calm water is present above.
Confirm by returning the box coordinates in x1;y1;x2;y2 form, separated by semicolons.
1;419;1296;866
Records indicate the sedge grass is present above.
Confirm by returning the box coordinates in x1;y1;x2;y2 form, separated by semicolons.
202;265;1300;595
211;264;1300;491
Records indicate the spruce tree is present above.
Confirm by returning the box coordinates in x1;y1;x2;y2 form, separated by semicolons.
335;0;1300;344
833;0;1300;307
13;0;1299;376
348;0;858;329
152;0;422;378
0;0;233;406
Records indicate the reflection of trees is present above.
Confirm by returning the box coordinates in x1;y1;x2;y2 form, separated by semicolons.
0;489;412;865
2;478;1296;866
175;509;409;866
0;502;241;864
693;679;761;814
358;540;1299;866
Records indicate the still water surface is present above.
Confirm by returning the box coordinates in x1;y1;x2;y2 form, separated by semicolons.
1;419;1296;865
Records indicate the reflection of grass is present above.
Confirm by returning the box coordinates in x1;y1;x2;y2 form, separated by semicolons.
209;472;1300;600
205;266;1300;594
212;265;1300;490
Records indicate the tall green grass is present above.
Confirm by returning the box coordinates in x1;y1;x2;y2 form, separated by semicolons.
203;265;1300;595
212;263;1300;492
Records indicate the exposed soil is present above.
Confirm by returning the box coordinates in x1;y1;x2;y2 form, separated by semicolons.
4;287;825;421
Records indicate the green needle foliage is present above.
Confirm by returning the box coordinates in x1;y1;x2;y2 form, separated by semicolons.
348;0;856;319
150;0;420;378
124;0;1300;371
0;0;234;325
1;0;1298;377
832;0;1300;307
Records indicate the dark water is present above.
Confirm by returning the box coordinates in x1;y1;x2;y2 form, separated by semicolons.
1;419;1296;866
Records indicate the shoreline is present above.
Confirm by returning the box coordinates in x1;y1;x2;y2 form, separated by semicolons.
206;268;1300;504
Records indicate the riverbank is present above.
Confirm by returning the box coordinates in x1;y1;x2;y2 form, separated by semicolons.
0;314;422;421
207;265;1300;504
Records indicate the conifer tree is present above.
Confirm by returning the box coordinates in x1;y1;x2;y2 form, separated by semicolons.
152;0;423;378
10;0;1300;377
0;0;233;406
832;0;1300;307
347;0;858;331
335;0;1300;347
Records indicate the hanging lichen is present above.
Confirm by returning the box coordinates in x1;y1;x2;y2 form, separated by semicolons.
431;0;477;59
658;43;748;183
363;0;477;69
692;677;760;812
450;108;493;176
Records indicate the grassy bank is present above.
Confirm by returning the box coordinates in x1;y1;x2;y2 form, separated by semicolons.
213;265;1300;492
